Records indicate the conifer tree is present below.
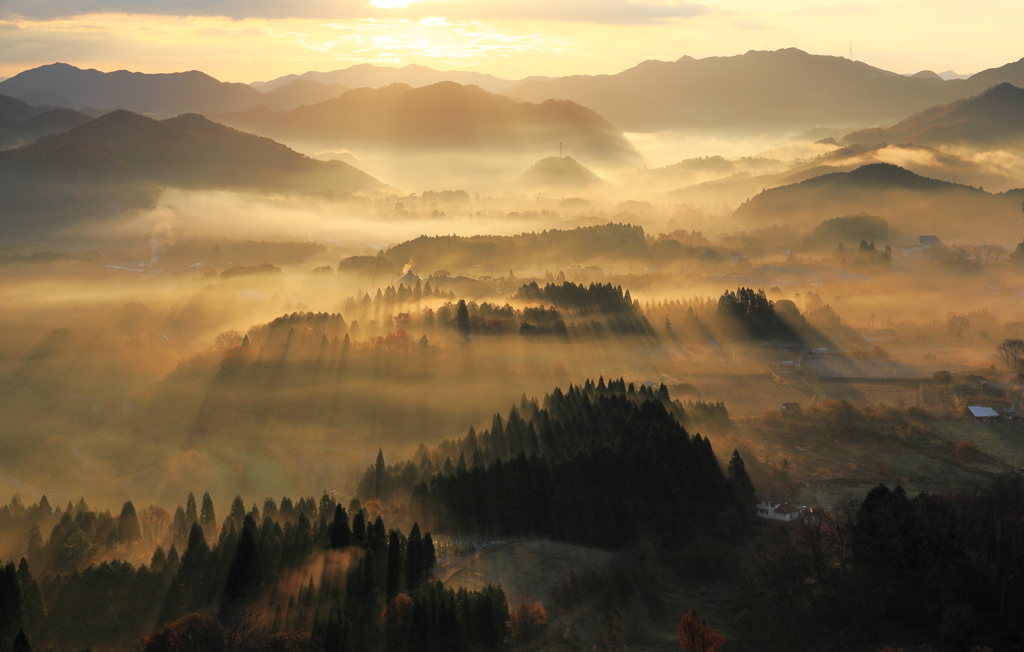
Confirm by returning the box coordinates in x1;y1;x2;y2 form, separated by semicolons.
374;450;386;498
11;630;31;652
15;559;44;639
220;515;262;620
456;300;471;338
405;523;425;591
329;505;351;549
226;496;246;532
386;530;402;600
200;492;217;540
727;450;757;517
0;562;25;650
185;493;198;526
352;510;367;546
116;501;141;546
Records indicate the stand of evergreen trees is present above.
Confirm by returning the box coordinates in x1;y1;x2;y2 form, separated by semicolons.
715;287;799;341
360;379;753;547
0;493;509;652
513;282;654;336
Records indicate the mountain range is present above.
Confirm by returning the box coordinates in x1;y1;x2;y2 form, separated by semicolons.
504;49;1024;132
0;63;351;116
0;94;92;149
8;51;1024;135
0;110;389;238
252;63;551;94
844;83;1024;148
732;162;1024;239
213;81;640;162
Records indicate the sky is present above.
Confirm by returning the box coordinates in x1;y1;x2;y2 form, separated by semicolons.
0;0;1020;83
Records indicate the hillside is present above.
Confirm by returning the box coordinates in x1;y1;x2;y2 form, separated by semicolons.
732;162;1023;238
0;63;351;116
256;79;351;111
0;110;391;237
0;93;93;149
505;49;1024;132
844;83;1024;147
441;540;614;609
520;156;605;190
252;62;551;94
654;141;1024;205
214;81;640;163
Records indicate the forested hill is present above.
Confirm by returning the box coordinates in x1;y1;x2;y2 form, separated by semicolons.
383;223;649;270
360;380;754;547
0;491;510;652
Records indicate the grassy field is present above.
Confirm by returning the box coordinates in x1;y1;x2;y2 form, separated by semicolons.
441;539;614;609
929;418;1024;467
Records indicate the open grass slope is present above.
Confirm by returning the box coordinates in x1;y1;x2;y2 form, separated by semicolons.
441;539;614;609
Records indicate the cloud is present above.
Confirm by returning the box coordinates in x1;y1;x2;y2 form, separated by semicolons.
0;0;369;20
0;0;712;24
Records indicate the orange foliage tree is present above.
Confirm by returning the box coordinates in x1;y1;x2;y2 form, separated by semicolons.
678;607;725;652
510;599;547;642
381;593;414;652
137;614;226;652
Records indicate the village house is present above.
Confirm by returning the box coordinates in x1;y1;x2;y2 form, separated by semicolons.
756;490;805;521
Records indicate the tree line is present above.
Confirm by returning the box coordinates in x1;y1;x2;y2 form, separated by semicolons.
0;492;510;652
743;476;1024;650
360;379;756;547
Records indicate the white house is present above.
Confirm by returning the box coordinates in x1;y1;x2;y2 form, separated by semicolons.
756;490;805;522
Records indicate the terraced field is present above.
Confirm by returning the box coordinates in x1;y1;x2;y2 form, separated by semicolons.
929;419;1024;467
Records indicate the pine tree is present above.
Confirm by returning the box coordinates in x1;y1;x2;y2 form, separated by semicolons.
11;630;31;652
374;450;386;498
386;530;402;600
116;501;141;547
200;492;217;540
405;524;424;591
226;496;246;532
727;450;757;517
220;515;262;620
329;505;351;549
0;562;25;649
185;493;198;526
14;560;43;640
456;300;471;338
352;510;367;546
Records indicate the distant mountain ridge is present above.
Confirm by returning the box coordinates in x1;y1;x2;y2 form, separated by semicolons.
733;162;1023;239
520;156;605;190
504;49;1024;132
251;63;552;94
844;83;1024;147
0;110;390;238
0;63;351;116
0;93;92;149
214;81;640;163
8;53;1024;134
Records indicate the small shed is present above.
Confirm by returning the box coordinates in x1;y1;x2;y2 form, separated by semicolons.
916;235;944;247
968;406;1000;420
781;402;801;415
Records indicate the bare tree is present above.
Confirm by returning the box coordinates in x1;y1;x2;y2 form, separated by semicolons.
998;338;1024;375
947;313;970;339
